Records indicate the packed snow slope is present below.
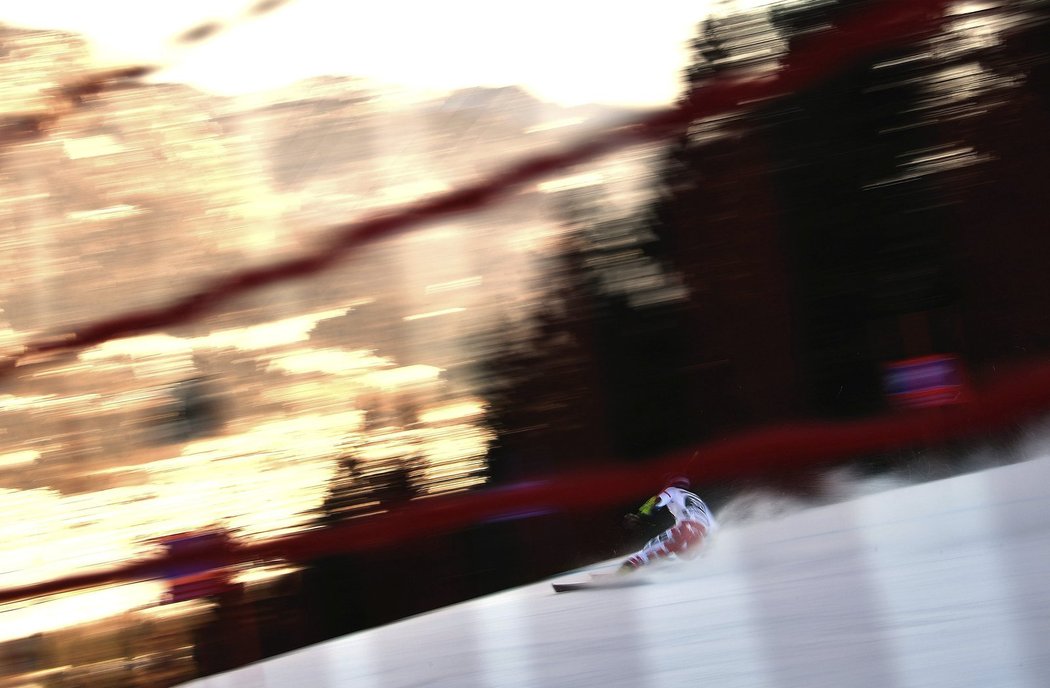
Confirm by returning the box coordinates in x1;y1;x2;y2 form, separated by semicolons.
182;455;1050;687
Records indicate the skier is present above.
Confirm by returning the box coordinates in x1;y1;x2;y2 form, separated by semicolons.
618;476;716;574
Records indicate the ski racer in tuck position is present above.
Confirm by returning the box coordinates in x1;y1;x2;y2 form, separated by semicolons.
618;476;717;574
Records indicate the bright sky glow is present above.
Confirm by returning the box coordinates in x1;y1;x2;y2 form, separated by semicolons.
1;0;721;106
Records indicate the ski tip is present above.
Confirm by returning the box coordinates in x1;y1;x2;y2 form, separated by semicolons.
552;574;646;593
552;580;598;593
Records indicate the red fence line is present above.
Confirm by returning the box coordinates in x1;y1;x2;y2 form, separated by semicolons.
2;0;949;373
5;352;1049;606
1;0;978;605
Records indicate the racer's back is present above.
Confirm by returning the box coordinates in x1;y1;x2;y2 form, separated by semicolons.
657;486;717;530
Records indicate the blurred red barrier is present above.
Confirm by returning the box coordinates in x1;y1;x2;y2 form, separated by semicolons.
4;354;1048;606
2;0;950;373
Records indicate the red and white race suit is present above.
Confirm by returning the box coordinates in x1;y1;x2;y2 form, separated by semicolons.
624;487;717;568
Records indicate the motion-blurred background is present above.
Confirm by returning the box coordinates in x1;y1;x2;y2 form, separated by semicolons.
1;1;1049;685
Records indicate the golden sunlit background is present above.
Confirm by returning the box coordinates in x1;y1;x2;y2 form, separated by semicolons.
0;1;689;682
3;0;1050;685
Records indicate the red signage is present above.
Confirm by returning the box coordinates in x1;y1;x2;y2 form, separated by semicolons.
884;354;970;408
158;530;233;603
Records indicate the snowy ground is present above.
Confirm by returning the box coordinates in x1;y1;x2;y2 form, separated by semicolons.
181;454;1050;687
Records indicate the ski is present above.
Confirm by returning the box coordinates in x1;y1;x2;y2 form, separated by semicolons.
552;581;595;593
551;573;646;593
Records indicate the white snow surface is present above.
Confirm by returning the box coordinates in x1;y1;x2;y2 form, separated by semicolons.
181;455;1050;687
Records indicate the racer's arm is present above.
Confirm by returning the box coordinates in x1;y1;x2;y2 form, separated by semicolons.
624;493;665;529
637;495;661;517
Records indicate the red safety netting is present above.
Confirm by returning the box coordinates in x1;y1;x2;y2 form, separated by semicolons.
6;346;1050;605
13;0;1042;608
2;0;948;372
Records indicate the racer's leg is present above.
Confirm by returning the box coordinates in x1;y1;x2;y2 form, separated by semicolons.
620;521;707;572
664;521;707;560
